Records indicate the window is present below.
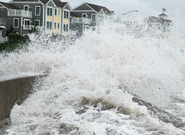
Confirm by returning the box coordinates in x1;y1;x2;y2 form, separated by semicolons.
47;7;53;16
63;24;68;32
35;20;40;26
47;21;52;30
55;9;57;16
82;13;87;18
13;18;19;28
54;22;56;29
24;20;30;26
92;14;96;22
24;5;29;11
58;9;60;16
24;19;30;30
35;6;40;16
58;23;60;29
64;11;69;19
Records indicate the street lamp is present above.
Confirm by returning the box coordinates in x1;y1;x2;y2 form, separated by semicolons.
122;10;138;16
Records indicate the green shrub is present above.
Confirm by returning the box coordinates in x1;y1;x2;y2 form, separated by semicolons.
8;33;29;43
0;26;30;52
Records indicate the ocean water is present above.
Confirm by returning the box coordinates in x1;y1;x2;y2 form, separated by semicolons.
0;16;185;135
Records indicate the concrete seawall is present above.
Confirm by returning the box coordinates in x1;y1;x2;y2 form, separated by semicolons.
0;73;43;126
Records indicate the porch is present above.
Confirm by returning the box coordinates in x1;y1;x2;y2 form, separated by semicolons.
8;9;32;18
71;17;91;25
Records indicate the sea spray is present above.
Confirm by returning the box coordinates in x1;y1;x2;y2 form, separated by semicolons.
0;15;185;134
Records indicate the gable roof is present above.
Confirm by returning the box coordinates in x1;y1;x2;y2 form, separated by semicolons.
39;0;68;8
70;12;77;17
12;0;39;2
0;2;16;9
85;2;112;15
39;0;49;4
53;0;67;8
147;16;171;25
158;13;167;17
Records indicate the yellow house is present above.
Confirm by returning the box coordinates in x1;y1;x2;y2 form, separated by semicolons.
61;3;71;36
53;7;61;34
44;0;71;35
54;0;71;36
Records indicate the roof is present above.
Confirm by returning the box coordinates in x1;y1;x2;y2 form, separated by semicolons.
13;0;39;2
147;16;171;24
158;13;168;17
85;2;112;15
39;0;68;7
53;0;67;8
39;0;49;4
0;2;16;9
70;12;77;17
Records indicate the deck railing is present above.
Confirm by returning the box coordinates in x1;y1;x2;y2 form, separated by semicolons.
71;17;91;24
23;25;32;30
8;9;32;18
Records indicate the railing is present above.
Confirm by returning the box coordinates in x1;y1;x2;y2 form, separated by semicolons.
71;17;91;24
8;9;32;18
0;18;6;25
23;25;32;30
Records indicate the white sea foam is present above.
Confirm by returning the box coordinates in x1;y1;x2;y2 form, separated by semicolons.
0;16;185;134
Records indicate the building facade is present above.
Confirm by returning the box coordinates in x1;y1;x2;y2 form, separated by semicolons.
147;10;172;37
70;2;114;35
0;1;114;42
0;0;71;40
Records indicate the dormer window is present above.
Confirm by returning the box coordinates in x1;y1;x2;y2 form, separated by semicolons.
24;5;29;11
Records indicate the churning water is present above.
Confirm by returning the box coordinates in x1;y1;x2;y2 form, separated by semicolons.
0;16;185;135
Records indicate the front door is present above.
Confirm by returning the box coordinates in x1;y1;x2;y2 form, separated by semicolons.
24;20;30;30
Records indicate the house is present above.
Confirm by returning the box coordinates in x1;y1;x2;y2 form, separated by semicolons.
70;2;114;35
0;0;71;38
11;0;71;35
0;1;33;36
0;11;6;43
147;10;172;37
53;0;71;36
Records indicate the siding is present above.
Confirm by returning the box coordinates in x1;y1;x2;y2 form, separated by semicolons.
75;4;92;10
64;4;70;10
47;1;54;7
11;3;43;26
72;11;96;19
53;8;61;34
0;8;7;18
0;8;8;36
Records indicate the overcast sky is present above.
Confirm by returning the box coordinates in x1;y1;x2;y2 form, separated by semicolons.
2;0;185;18
65;0;185;17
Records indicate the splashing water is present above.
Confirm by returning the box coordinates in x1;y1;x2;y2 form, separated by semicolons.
1;16;185;134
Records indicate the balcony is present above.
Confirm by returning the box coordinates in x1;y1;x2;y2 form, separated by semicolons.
71;17;91;24
8;9;32;18
0;18;6;26
23;25;32;30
